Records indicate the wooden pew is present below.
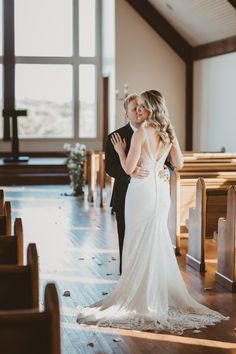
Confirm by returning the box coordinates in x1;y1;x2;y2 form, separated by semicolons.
0;190;3;215
169;171;236;254
0;283;61;354
86;150;97;202
85;151;111;207
184;158;236;163
0;243;39;310
215;186;236;292
184;152;236;164
186;178;230;272
186;178;206;272
184;152;236;159
0;218;23;265
182;162;236;172
0;190;11;236
98;151;105;207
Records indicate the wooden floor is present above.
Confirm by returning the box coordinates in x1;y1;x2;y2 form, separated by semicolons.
3;185;236;354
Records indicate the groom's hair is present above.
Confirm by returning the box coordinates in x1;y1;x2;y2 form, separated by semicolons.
124;93;138;111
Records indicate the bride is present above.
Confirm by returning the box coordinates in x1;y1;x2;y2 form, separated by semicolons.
77;90;228;334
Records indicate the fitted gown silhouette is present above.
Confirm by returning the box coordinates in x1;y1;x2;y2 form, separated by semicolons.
77;127;228;334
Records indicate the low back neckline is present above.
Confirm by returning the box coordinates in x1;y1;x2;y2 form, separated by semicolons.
143;126;171;163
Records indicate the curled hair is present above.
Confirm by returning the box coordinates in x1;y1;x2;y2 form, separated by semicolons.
140;90;175;145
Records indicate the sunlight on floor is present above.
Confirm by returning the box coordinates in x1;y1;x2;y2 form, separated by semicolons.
61;322;236;349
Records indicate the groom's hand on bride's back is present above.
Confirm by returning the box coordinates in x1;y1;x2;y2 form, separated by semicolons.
158;165;170;181
131;166;149;179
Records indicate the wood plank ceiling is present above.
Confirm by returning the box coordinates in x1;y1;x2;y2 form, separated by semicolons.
126;0;236;150
148;0;236;46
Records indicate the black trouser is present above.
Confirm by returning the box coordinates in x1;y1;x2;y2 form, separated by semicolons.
115;208;125;275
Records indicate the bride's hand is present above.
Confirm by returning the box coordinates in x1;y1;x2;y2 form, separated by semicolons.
111;133;126;155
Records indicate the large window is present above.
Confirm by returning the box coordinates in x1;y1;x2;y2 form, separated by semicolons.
0;0;99;141
79;64;96;138
79;0;95;57
15;0;73;57
15;64;73;138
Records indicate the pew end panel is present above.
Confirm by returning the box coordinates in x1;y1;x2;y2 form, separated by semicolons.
0;243;39;310
215;186;236;292
15;218;24;265
27;243;39;309
0;218;24;265
0;283;61;354
0;236;17;265
0;189;4;214
98;151;105;207
0;201;12;236
4;201;12;235
205;190;228;238
44;283;61;354
186;178;206;272
86;150;97;203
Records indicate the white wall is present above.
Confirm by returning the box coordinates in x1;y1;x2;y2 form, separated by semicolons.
193;52;236;152
115;0;186;148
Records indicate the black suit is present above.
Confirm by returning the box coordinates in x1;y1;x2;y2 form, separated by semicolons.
105;123;174;274
105;123;133;274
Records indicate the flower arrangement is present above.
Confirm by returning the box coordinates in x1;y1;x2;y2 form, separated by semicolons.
63;143;86;195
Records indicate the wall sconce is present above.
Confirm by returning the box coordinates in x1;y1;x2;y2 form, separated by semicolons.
116;83;129;101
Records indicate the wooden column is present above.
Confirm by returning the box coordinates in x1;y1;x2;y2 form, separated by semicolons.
99;152;105;208
185;59;193;151
3;0;15;141
103;77;109;151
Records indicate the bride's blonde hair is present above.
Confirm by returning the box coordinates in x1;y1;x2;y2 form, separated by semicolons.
140;90;175;145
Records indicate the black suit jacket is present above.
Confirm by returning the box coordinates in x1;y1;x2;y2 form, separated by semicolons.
105;123;174;213
105;123;133;213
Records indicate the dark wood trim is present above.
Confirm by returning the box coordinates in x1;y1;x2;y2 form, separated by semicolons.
227;0;236;10
0;152;67;158
102;77;109;151
185;60;193;151
193;35;236;60
3;0;15;141
126;0;191;62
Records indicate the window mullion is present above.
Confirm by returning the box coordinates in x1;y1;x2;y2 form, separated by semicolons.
15;57;74;64
73;0;79;139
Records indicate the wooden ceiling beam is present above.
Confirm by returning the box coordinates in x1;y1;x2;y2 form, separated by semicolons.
227;0;236;10
193;35;236;60
126;0;192;63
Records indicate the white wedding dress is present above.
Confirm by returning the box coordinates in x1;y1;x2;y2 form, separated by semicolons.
77;128;228;334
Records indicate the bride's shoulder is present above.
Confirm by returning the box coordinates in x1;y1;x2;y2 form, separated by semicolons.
134;128;145;137
133;128;145;143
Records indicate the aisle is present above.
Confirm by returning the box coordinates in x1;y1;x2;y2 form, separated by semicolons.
4;185;236;354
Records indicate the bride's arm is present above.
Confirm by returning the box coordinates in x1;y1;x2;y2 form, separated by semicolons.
169;136;184;170
111;130;144;175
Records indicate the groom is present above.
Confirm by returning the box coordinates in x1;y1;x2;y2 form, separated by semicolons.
105;93;173;274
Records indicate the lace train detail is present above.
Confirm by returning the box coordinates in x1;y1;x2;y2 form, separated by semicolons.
77;306;229;335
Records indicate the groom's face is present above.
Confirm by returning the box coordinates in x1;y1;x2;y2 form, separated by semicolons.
126;99;144;127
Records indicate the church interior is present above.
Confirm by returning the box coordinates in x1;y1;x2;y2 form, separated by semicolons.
0;0;236;353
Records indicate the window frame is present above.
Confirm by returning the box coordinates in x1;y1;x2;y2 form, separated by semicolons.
0;0;102;151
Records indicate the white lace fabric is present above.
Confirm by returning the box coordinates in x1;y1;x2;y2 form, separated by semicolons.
77;127;229;334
